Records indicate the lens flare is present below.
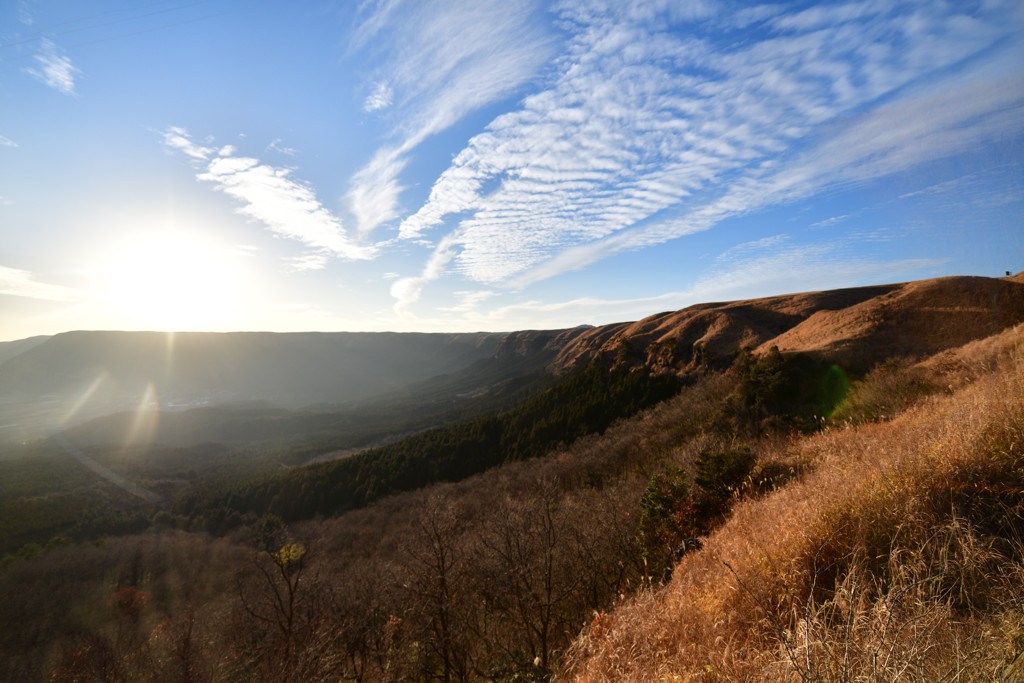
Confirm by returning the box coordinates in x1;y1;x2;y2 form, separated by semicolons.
125;382;160;448
59;371;109;426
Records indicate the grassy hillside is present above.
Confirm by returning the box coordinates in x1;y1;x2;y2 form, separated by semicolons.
562;326;1024;681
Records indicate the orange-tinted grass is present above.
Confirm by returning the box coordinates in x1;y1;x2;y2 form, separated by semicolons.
562;335;1023;682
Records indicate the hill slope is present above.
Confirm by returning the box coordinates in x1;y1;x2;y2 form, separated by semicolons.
544;274;1024;375
563;324;1024;681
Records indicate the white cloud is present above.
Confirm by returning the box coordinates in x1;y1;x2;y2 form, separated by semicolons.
506;44;1024;288
440;289;497;313
0;266;89;302
162;127;374;265
811;215;851;228
390;234;458;314
267;139;298;156
161;127;214;160
347;148;407;236
387;1;1021;311
363;80;393;112
25;39;79;95
285;253;331;271
346;0;556;233
0;135;17;148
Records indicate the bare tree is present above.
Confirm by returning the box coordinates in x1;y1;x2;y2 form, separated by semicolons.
476;479;585;678
234;536;342;682
395;495;475;683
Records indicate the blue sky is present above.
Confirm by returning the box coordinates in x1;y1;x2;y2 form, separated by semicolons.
1;0;1022;341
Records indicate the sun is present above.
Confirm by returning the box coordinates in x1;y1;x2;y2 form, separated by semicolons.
103;229;240;331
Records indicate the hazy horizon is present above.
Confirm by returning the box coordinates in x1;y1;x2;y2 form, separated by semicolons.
3;1;1022;342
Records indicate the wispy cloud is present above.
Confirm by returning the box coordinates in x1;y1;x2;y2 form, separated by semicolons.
388;1;1021;311
0;266;88;302
346;0;556;233
267;139;298;156
363;80;393;112
17;0;35;25
811;215;851;228
25;39;79;95
162;127;374;265
508;66;1024;288
391;234;458;315
715;234;790;263
285;253;331;271
439;289;497;314
0;135;17;148
898;167;1024;209
161;127;213;160
348;148;407;236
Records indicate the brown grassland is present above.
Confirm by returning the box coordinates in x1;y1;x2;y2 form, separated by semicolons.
562;325;1024;681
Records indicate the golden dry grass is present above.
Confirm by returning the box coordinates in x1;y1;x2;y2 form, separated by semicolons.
561;328;1024;682
551;275;1024;377
762;276;1024;372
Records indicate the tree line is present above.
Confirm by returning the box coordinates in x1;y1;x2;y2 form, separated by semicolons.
173;365;682;529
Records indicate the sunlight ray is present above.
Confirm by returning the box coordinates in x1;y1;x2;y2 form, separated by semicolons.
125;382;160;448
58;371;109;426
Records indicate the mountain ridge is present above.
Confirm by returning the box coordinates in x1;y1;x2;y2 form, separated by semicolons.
2;273;1022;426
540;274;1024;375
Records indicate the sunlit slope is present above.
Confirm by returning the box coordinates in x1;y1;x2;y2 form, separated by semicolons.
563;325;1024;681
549;274;1024;374
760;275;1024;370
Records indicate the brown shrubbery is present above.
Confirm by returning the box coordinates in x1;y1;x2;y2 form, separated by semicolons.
561;331;1024;681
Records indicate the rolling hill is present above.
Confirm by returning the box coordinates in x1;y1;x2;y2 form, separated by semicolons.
544;274;1024;374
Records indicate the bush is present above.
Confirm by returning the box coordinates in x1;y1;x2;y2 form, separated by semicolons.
693;444;756;529
637;467;690;562
830;358;938;425
730;347;850;432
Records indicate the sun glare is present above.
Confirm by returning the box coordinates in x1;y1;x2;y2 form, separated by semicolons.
103;230;240;331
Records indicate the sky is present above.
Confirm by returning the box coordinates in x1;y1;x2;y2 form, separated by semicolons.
1;0;1022;341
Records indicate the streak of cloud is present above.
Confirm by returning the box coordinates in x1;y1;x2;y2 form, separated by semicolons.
162;127;374;265
363;80;393;112
0;266;89;302
25;38;79;95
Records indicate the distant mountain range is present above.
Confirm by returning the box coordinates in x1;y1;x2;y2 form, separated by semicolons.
0;330;508;408
2;273;1022;440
